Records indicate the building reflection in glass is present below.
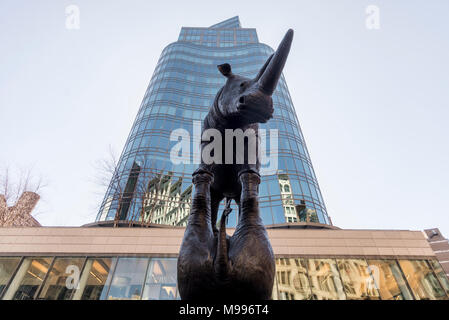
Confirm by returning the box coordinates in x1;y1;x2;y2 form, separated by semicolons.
277;174;297;223
307;259;346;300
296;200;319;223
398;260;448;300
142;172;192;226
277;173;320;224
366;259;413;300
337;259;380;300
428;259;449;296
1;256;448;300
274;258;313;300
107;258;149;300
142;258;178;300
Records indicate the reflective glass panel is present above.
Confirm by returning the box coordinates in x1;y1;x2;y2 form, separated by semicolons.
428;259;449;296
79;258;114;300
11;257;52;300
398;260;447;300
337;259;380;300
107;257;149;300
367;259;413;300
307;259;345;300
142;258;178;300
271;273;279;300
0;257;21;297
275;258;312;300
38;257;85;300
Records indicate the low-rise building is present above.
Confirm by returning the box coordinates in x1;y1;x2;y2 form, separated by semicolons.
0;223;448;300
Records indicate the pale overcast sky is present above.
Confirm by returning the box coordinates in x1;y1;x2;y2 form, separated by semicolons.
1;0;448;236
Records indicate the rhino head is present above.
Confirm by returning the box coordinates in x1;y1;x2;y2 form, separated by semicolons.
216;29;294;125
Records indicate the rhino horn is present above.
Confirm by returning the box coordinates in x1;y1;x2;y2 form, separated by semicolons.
258;29;294;95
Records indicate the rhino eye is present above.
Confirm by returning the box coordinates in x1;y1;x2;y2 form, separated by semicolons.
240;82;246;87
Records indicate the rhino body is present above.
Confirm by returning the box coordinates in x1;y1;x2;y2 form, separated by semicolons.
177;29;294;300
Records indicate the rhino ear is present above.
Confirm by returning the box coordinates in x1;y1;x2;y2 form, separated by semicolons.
217;63;232;77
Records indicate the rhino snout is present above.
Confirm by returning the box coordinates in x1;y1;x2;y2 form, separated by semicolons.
237;94;274;123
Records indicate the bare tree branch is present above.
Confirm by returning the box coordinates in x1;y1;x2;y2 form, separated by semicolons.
0;165;46;226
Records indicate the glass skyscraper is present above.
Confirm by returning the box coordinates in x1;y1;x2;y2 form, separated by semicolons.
96;16;331;227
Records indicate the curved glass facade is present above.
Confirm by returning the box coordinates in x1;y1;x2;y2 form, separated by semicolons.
96;16;330;226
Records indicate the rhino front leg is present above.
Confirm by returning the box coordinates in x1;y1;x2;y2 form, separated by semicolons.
237;169;263;228
177;169;215;299
228;169;275;299
186;169;214;235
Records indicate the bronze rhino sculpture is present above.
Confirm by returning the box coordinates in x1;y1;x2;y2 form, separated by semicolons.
177;29;294;300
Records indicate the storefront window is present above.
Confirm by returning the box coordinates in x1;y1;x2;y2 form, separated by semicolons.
142;258;178;300
79;258;115;300
106;257;148;300
337;259;380;300
0;257;21;297
38;257;85;300
367;260;413;300
398;260;447;300
4;257;53;300
307;259;345;300
3;255;446;300
275;258;312;300
428;259;449;296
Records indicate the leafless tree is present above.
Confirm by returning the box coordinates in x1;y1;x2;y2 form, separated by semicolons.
93;145;120;192
93;143;191;227
92;145;156;227
0;165;46;226
118;158;160;226
92;145;122;226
